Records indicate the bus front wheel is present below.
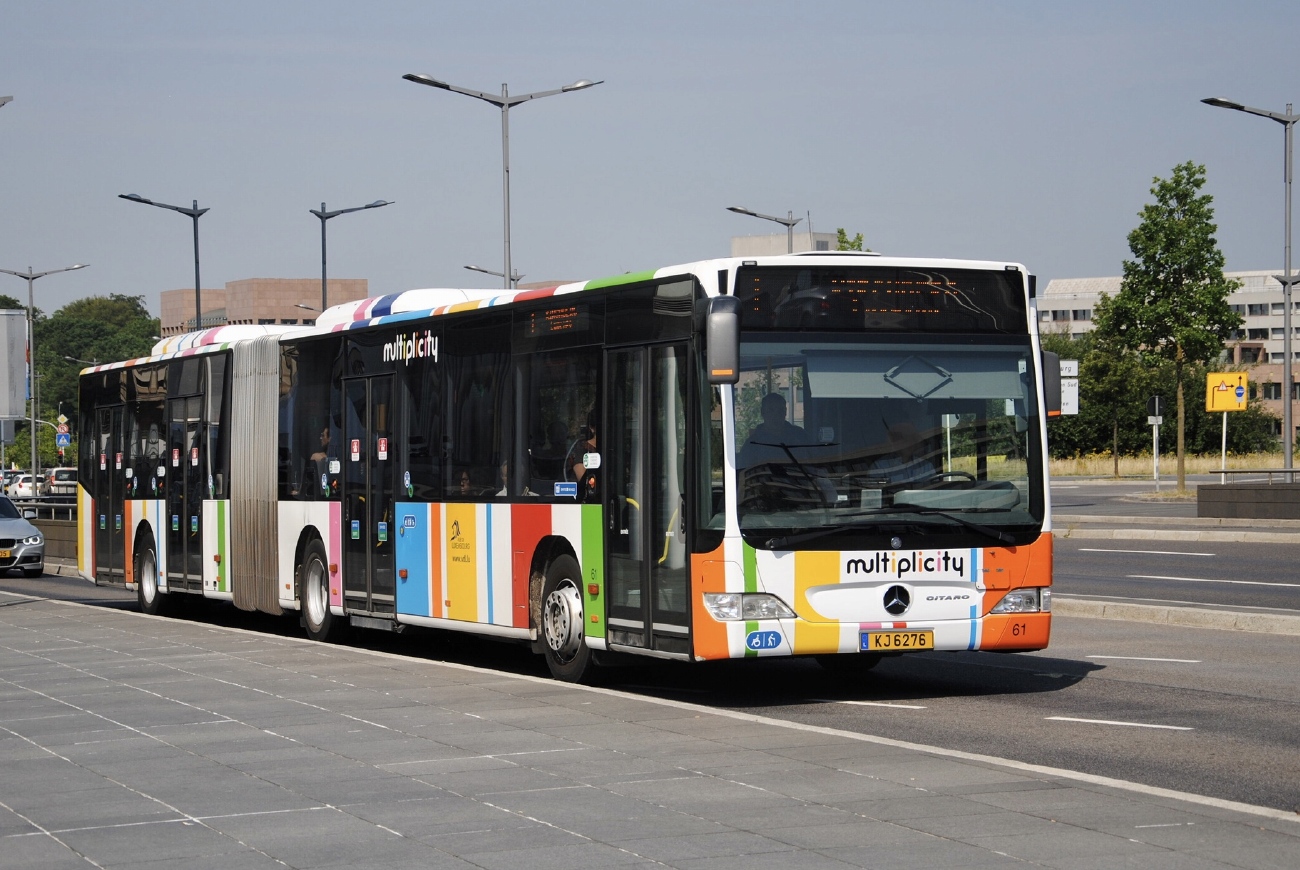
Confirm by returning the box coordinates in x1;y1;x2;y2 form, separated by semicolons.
300;538;341;642
541;555;594;683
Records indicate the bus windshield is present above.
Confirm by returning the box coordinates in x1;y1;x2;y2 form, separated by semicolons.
733;332;1044;549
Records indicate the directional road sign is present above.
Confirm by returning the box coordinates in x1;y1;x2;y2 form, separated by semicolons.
1206;372;1248;412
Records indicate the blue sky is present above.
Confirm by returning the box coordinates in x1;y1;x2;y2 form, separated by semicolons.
2;1;1298;315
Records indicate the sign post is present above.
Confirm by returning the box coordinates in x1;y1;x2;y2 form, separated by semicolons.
1059;359;1079;416
1147;396;1163;490
1206;372;1249;483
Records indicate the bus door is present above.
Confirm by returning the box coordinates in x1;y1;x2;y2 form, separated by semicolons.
604;344;691;653
341;376;396;616
166;396;204;591
94;406;127;584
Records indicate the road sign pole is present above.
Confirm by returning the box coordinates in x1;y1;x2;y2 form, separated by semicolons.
1221;411;1228;484
1153;421;1160;490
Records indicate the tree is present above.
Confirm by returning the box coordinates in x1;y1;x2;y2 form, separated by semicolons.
1092;161;1243;490
836;228;865;251
0;294;23;310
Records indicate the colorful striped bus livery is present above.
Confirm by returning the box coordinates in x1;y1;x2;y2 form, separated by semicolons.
78;253;1054;681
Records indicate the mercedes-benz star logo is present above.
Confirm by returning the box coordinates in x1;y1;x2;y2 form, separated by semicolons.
883;585;911;616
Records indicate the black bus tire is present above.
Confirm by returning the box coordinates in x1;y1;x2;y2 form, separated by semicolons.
300;538;342;642
540;555;595;683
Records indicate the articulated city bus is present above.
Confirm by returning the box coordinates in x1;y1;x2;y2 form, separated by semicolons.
77;253;1056;681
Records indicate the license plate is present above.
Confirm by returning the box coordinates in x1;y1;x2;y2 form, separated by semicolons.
862;629;934;651
0;550;9;559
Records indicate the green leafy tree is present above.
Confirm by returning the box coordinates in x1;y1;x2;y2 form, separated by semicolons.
836;228;865;251
1092;161;1243;490
0;294;23;310
21;294;160;467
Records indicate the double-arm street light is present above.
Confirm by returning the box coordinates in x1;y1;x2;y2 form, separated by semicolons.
464;264;523;288
1203;97;1300;475
119;194;208;331
310;200;392;311
0;96;12;109
0;264;88;489
727;206;803;253
402;73;603;289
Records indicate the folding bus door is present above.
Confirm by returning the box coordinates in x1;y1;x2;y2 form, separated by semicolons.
603;344;691;655
94;406;127;585
165;396;204;592
341;376;397;616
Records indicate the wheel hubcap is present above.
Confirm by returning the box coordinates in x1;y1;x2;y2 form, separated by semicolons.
543;582;583;660
141;553;156;601
306;559;327;626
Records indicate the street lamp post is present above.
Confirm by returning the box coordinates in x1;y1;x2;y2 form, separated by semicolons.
402;73;603;289
119;194;208;331
309;200;392;311
726;206;803;254
0;264;88;490
1203;97;1300;475
464;264;523;288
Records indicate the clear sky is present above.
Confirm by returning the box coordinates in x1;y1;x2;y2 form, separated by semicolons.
2;1;1298;316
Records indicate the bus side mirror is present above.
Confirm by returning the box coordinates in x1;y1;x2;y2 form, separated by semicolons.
706;296;740;385
1041;350;1061;418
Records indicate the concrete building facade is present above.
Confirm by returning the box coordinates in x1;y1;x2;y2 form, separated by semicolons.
159;278;369;336
1041;270;1300;442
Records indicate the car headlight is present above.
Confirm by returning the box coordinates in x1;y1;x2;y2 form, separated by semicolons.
21;534;43;546
990;588;1050;614
703;593;796;621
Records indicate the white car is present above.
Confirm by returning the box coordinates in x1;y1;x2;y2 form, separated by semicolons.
6;474;48;500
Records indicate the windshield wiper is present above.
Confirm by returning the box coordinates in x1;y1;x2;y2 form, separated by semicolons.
746;441;835;507
763;506;1016;549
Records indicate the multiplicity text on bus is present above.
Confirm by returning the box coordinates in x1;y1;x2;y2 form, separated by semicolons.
77;253;1055;682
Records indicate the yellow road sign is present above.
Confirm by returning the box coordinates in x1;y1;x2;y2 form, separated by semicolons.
1206;372;1248;412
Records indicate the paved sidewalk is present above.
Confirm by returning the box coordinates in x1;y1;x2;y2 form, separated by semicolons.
1;595;1295;870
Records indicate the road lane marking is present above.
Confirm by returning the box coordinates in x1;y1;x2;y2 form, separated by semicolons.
813;699;928;709
1087;655;1201;663
1129;574;1300;589
1046;717;1192;731
1079;548;1215;557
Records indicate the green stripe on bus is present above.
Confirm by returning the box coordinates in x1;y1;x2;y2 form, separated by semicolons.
216;501;227;593
581;504;605;639
582;270;658;291
744;620;758;657
743;541;758;594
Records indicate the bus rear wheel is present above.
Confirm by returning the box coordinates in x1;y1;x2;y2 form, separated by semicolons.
541;555;594;683
300;538;342;642
136;540;165;616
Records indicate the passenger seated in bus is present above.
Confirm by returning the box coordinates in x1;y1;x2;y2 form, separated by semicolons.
738;393;811;468
870;422;937;484
496;460;534;497
530;420;570;480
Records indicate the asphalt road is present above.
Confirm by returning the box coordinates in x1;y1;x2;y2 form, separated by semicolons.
1055;537;1300;612
5;568;1299;814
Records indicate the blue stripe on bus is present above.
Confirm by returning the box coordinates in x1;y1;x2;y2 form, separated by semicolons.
969;604;978;649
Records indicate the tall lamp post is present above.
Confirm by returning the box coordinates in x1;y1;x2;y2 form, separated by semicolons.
464;264;523;288
726;206;803;253
402;73;603;289
310;200;392;311
119;194;208;330
1203;97;1299;476
0;264;88;489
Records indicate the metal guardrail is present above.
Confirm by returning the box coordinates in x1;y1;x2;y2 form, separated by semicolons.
1209;468;1298;484
6;497;77;520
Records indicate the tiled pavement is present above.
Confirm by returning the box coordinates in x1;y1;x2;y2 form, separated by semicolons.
1;595;1295;869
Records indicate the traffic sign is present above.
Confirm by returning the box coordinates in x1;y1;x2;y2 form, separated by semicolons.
1206;372;1248;412
57;413;68;425
56;432;71;448
57;423;69;434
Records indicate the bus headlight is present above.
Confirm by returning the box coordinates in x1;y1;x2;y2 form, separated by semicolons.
703;593;796;621
990;588;1050;614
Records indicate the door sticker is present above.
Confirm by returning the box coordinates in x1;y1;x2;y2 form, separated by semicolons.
377;522;388;542
377;437;388;461
350;439;361;462
351;519;361;540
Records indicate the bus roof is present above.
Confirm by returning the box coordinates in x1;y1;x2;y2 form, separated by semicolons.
129;253;1029;358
